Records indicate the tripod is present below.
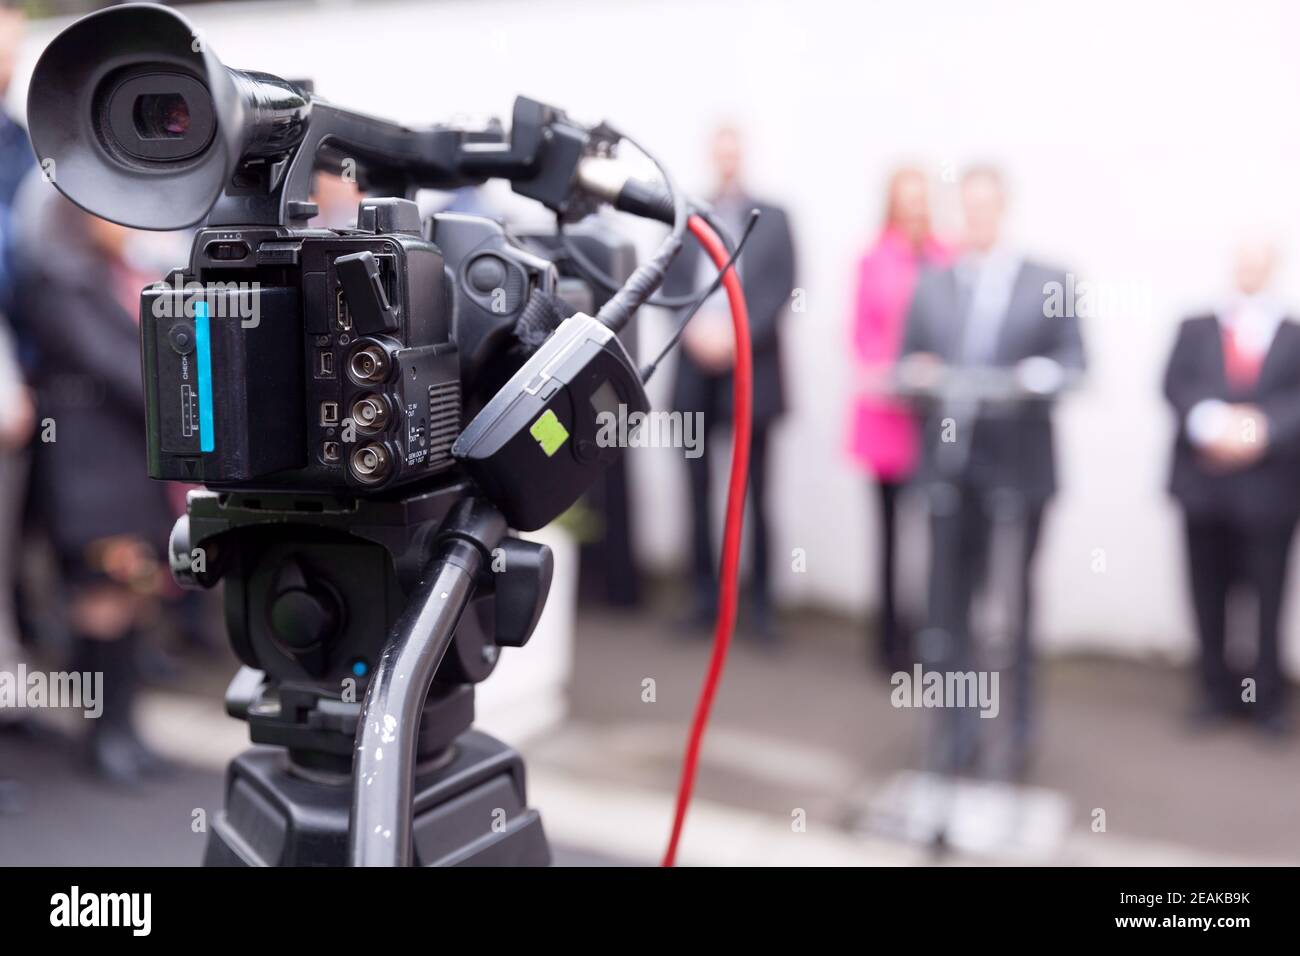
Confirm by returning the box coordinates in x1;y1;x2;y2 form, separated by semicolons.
173;479;554;866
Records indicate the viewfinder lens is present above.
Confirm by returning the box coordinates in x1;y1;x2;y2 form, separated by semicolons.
134;93;192;139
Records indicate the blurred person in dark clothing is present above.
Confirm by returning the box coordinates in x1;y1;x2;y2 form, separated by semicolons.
900;165;1085;776
0;307;32;678
663;125;795;641
1164;239;1300;737
848;167;951;671
0;312;34;742
0;3;33;211
12;174;174;784
0;2;36;745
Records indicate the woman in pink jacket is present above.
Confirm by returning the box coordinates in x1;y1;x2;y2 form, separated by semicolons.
849;167;950;671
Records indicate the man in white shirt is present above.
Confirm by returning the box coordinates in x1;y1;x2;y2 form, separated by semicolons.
1164;239;1300;736
899;166;1086;777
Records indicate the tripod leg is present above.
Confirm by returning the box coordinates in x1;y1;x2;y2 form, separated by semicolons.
349;536;487;866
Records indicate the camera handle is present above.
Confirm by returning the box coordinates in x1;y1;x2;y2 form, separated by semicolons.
207;96;598;230
350;500;505;866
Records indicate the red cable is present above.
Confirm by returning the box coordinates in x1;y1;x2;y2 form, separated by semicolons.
661;213;752;867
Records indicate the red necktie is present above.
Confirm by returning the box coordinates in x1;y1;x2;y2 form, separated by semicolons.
1222;323;1263;391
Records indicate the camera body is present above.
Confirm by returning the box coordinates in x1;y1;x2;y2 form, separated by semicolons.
27;2;687;868
142;197;566;493
30;1;656;527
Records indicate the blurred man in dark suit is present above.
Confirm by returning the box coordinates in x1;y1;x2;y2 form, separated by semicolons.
0;3;36;763
1164;239;1300;737
900;165;1085;776
664;126;795;640
0;3;33;210
13;176;175;783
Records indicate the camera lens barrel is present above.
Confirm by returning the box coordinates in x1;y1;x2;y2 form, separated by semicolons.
228;69;312;159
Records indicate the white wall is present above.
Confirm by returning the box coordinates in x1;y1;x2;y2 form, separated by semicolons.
16;0;1300;669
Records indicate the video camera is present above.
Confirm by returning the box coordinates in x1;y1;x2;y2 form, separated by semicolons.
26;2;714;866
28;1;671;529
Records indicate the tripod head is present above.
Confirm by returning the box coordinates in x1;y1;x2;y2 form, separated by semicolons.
172;480;551;771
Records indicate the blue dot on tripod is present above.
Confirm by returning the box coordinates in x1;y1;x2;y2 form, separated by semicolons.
352;660;368;677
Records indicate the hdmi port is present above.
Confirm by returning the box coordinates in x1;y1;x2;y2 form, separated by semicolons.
336;288;352;331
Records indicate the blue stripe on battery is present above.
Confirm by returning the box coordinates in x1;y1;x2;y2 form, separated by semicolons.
194;300;215;453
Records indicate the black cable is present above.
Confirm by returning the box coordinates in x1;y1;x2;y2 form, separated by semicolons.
640;208;760;384
559;217;696;309
558;200;737;310
592;128;687;333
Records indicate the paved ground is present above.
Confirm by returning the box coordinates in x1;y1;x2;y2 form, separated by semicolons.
1;601;1296;866
0;727;220;866
554;605;1300;863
